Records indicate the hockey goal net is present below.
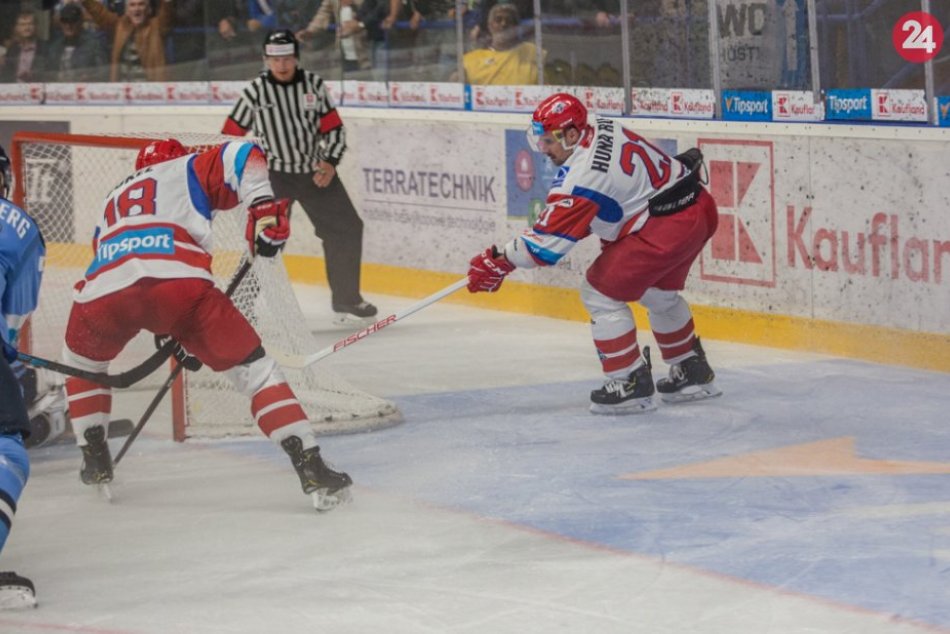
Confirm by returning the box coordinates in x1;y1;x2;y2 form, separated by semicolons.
11;131;401;440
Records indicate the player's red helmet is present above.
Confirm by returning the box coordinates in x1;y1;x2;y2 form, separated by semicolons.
527;93;590;151
135;138;187;171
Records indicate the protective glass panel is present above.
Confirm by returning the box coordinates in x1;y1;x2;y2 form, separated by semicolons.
540;2;625;88
627;0;712;88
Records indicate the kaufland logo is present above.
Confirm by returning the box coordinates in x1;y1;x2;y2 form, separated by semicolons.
775;94;818;118
874;91;925;118
390;83;426;104
699;139;776;287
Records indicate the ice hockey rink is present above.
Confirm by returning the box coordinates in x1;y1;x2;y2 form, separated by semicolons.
2;282;948;634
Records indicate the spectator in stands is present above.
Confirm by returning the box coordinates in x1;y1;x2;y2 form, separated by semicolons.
246;0;316;34
457;3;542;85
46;2;107;81
0;10;48;83
297;0;372;74
79;0;174;82
168;0;208;80
468;0;532;46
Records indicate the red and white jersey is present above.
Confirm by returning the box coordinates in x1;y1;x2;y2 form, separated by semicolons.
503;117;691;269
75;141;272;302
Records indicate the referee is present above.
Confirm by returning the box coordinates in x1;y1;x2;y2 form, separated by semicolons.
222;30;377;323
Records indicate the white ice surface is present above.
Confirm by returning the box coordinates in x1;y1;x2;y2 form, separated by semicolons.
2;284;948;634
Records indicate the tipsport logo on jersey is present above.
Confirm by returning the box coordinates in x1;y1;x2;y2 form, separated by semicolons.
87;227;175;275
698;139;777;288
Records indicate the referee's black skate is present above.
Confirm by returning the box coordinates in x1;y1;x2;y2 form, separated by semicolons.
656;338;722;403
0;572;36;609
281;436;352;512
79;425;114;486
590;348;657;414
332;300;377;325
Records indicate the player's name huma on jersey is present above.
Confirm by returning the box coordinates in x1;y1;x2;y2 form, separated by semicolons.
361;168;496;203
591;117;615;174
87;227;175;275
0;198;34;238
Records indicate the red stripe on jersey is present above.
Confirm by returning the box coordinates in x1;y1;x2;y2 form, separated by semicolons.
192;146;240;211
319;109;343;134
594;329;638;355
258;404;308;436
68;393;112;418
600;346;642;373
251;383;296;417
221;118;248;136
536;194;599;241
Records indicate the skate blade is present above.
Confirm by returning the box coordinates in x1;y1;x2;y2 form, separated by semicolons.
660;383;723;404
98;482;114;502
0;588;37;610
332;313;374;327
589;396;657;415
311;486;352;513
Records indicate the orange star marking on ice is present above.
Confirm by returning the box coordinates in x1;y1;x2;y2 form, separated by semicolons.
620;437;950;480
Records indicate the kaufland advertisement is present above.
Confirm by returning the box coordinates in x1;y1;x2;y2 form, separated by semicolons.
339;118;949;335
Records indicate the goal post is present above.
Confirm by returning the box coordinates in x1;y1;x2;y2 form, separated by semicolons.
12;130;402;441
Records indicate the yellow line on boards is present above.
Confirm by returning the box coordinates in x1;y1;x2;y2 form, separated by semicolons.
286;255;950;374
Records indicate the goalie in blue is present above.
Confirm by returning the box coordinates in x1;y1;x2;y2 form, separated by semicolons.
0;142;46;609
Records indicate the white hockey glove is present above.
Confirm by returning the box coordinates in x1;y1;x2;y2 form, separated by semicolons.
24;368;67;449
155;334;203;371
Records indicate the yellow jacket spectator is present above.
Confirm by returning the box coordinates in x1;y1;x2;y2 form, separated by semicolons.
461;3;543;85
80;0;175;82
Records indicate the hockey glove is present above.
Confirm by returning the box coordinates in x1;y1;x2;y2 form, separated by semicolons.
467;246;515;293
154;334;203;372
246;198;291;258
25;369;67;449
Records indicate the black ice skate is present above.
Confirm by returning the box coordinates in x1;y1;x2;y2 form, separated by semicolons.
332;300;378;325
656;338;722;403
281;436;353;512
80;425;114;488
0;571;36;610
590;348;657;414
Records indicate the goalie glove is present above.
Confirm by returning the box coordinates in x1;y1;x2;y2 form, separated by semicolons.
23;368;67;449
154;334;203;372
246;198;291;258
467;246;515;293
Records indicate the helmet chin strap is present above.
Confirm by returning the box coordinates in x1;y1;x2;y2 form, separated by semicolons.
559;125;590;152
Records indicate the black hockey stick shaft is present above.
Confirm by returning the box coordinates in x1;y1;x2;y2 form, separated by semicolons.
113;258;253;467
18;340;175;389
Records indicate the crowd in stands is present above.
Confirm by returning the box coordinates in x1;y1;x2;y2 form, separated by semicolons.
0;0;943;91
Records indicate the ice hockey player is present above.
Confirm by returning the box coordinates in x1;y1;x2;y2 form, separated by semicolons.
61;138;352;511
0;143;46;608
467;93;722;414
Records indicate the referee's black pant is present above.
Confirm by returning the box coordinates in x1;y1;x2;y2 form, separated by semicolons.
269;170;365;308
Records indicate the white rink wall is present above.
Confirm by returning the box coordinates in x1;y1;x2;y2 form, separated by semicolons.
2;105;948;340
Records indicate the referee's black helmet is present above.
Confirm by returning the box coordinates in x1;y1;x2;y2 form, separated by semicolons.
262;29;299;58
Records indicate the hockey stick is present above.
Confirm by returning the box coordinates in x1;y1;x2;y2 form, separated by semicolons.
113;258;253;467
18;341;176;389
271;277;469;370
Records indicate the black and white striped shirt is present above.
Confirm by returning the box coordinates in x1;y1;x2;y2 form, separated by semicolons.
225;69;346;174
